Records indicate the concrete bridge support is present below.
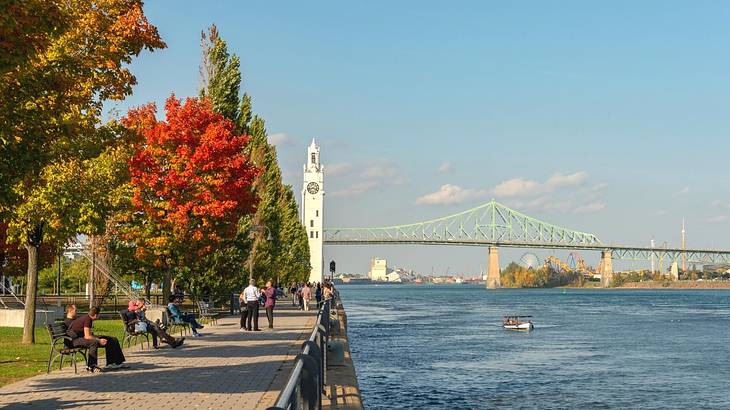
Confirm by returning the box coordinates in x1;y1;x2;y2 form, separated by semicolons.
599;250;613;287
486;246;501;289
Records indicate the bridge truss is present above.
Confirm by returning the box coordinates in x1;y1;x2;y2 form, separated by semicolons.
323;200;730;264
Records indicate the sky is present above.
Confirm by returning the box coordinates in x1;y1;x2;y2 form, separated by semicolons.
110;1;730;275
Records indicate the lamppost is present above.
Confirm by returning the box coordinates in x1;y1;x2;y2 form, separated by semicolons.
248;224;273;281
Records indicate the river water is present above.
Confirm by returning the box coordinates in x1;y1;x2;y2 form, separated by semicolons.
337;284;730;409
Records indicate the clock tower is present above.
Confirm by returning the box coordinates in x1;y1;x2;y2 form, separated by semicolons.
302;139;324;283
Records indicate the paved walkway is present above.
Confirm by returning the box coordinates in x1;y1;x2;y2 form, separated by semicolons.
0;305;316;410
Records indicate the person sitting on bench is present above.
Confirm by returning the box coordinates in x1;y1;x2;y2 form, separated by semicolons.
167;295;204;337
68;307;126;372
64;304;77;328
126;300;184;349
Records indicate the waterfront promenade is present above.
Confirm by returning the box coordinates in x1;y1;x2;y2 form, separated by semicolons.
0;305;316;410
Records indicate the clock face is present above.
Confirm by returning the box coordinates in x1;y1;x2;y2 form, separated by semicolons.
307;182;320;194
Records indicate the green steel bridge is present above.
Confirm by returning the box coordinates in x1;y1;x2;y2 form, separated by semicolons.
323;200;730;265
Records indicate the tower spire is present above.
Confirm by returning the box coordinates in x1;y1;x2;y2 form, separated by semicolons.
302;138;324;283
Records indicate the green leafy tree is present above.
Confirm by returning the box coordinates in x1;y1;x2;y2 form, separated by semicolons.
197;26;310;287
199;25;243;126
1;0;164;344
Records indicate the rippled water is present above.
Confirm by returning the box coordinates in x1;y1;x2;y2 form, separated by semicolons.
338;284;730;409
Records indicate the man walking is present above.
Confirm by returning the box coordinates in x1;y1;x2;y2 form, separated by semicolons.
242;279;262;331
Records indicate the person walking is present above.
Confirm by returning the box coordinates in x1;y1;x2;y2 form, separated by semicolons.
239;287;249;331
302;283;312;311
290;282;298;306
315;283;322;309
297;283;304;310
323;282;334;302
242;279;261;331
263;280;277;329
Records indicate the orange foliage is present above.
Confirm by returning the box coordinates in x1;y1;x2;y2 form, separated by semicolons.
124;95;259;253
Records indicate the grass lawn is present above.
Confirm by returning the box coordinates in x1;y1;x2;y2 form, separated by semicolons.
0;320;130;387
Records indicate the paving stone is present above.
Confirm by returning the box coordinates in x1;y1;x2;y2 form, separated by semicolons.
0;306;315;410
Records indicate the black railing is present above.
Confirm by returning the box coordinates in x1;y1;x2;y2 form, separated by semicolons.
268;294;337;410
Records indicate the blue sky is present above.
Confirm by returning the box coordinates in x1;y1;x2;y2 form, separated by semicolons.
111;1;730;275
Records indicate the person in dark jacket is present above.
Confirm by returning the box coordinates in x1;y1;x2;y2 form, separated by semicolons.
315;283;322;309
68;307;126;372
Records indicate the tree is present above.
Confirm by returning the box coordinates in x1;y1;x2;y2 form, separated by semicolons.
1;0;165;212
197;26;310;285
7;140;133;342
123;95;258;303
199;25;243;125
0;0;65;73
2;0;165;343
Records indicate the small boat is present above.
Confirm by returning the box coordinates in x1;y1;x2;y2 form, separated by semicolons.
502;315;534;331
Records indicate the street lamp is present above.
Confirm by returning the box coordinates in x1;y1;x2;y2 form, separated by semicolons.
248;224;272;281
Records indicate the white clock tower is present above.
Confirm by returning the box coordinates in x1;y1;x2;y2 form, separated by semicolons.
302;139;324;283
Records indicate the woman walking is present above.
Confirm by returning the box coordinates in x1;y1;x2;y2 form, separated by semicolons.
302;283;312;311
264;280;277;329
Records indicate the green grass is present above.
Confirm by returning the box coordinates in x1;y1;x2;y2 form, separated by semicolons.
0;320;130;387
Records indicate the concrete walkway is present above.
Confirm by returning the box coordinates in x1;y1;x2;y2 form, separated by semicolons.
0;305;316;410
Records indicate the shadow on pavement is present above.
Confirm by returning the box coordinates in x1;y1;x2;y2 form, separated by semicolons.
3;397;112;409
6;360;284;397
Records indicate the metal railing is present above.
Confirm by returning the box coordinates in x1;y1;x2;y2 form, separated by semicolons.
268;294;337;410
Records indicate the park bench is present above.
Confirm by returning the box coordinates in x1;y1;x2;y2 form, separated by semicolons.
119;310;151;350
46;322;88;374
197;300;219;325
165;306;191;337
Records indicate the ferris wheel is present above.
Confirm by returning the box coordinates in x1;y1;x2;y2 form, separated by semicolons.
519;252;540;269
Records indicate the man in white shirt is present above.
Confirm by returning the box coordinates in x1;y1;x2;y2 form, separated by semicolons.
242;279;261;331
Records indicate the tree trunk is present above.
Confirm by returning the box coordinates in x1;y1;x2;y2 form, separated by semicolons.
88;240;95;309
162;269;171;306
144;272;151;301
21;243;40;344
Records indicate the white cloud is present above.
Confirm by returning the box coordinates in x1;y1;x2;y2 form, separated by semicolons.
491;178;541;198
416;170;605;213
491;171;587;198
678;186;690;195
707;215;730;223
437;162;451;173
267;132;294;147
415;184;488;205
573;202;606;213
546;171;588;190
328;159;408;197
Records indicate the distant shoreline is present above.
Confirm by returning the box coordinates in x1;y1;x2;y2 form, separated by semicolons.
616;281;730;289
338;281;730;289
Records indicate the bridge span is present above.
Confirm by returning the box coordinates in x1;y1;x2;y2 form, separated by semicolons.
323;200;730;288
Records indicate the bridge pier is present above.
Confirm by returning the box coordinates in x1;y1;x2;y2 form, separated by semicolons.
486;246;501;289
599;250;613;287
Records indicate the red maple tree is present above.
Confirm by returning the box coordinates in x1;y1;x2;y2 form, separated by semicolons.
123;95;259;249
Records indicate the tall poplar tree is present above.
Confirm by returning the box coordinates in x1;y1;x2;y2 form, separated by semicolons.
198;26;310;285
